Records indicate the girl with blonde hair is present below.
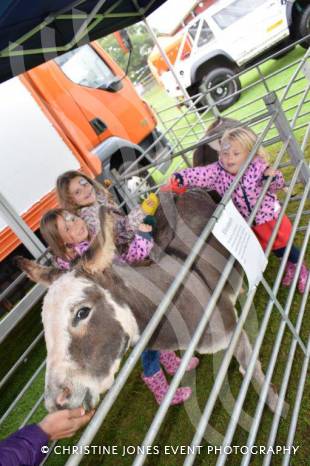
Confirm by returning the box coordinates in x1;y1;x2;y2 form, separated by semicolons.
168;126;308;293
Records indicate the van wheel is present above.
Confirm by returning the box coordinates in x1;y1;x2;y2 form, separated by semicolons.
296;5;310;48
198;66;241;111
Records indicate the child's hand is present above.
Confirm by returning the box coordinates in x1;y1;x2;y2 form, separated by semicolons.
160;173;186;194
170;174;183;186
138;223;152;233
264;167;277;178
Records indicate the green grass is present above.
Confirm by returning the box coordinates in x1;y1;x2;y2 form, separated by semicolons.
0;47;309;466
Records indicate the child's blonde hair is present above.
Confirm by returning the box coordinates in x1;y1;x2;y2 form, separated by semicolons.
220;126;268;162
56;170;114;211
40;208;72;259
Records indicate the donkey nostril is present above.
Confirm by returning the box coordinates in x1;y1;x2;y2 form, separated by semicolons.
56;386;72;408
63;386;71;398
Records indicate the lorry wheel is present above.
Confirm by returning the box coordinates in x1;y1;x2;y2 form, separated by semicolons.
296;5;310;48
199;66;241;111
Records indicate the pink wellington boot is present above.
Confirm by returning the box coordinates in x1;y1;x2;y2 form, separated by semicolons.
141;369;192;405
282;261;309;293
282;261;297;288
297;263;309;294
160;351;199;376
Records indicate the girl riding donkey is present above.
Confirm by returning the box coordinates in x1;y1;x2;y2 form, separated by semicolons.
167;127;308;293
41;172;199;405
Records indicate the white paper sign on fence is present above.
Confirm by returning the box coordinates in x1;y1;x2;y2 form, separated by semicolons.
212;200;268;290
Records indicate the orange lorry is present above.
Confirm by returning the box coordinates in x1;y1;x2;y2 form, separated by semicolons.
0;41;167;263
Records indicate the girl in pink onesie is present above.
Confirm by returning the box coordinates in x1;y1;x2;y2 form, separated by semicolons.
170;127;308;293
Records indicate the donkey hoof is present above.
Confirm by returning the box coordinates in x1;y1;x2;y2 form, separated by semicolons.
281;400;289;419
267;383;280;413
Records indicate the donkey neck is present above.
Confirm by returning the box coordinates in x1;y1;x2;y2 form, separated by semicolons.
98;266;158;336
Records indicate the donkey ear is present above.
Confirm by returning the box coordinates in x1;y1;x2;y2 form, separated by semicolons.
15;257;63;286
80;206;115;274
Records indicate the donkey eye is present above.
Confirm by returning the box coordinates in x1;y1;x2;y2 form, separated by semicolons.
76;307;91;321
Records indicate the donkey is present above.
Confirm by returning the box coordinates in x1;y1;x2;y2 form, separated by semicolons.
17;190;280;414
192;117;240;168
192;117;241;204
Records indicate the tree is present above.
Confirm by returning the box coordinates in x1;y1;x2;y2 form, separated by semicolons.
98;23;154;83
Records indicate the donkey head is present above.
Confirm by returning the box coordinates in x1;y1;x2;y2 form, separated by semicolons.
17;208;138;411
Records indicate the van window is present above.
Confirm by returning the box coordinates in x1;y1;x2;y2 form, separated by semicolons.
197;20;214;47
188;21;199;42
212;0;267;30
55;45;116;88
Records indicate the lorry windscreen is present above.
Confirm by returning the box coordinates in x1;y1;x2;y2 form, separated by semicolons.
55;44;116;89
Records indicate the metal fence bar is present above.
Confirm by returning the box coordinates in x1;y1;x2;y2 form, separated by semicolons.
0;272;28;305
155;109;184;153
132;118;284;465
183;287;257;466
0;193;45;259
64;203;225;466
301;122;310;151
117;86;296;209
65;114;275;465
240;226;310;466
282;336;310;466
152;39;308;118
106;61;310;216
264;93;310;185
289;209;310;219
1;37;309;466
214;182;310;466
0;284;45;344
20;393;45;428
263;271;310;466
0;360;45;426
133;256;241;466
117;97;279;211
0;330;44;390
183;151;307;465
280;48;310;104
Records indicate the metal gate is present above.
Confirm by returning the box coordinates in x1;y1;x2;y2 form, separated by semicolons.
0;40;309;466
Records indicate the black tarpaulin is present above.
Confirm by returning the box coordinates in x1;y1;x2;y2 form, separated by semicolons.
0;0;166;83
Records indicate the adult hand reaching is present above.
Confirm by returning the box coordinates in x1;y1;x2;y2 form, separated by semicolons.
39;407;95;440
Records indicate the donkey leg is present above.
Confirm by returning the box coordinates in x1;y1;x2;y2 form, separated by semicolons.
234;330;282;414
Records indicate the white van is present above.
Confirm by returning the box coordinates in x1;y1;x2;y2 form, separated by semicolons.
161;0;310;110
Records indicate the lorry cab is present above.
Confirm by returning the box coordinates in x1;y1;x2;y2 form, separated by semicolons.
24;42;162;179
